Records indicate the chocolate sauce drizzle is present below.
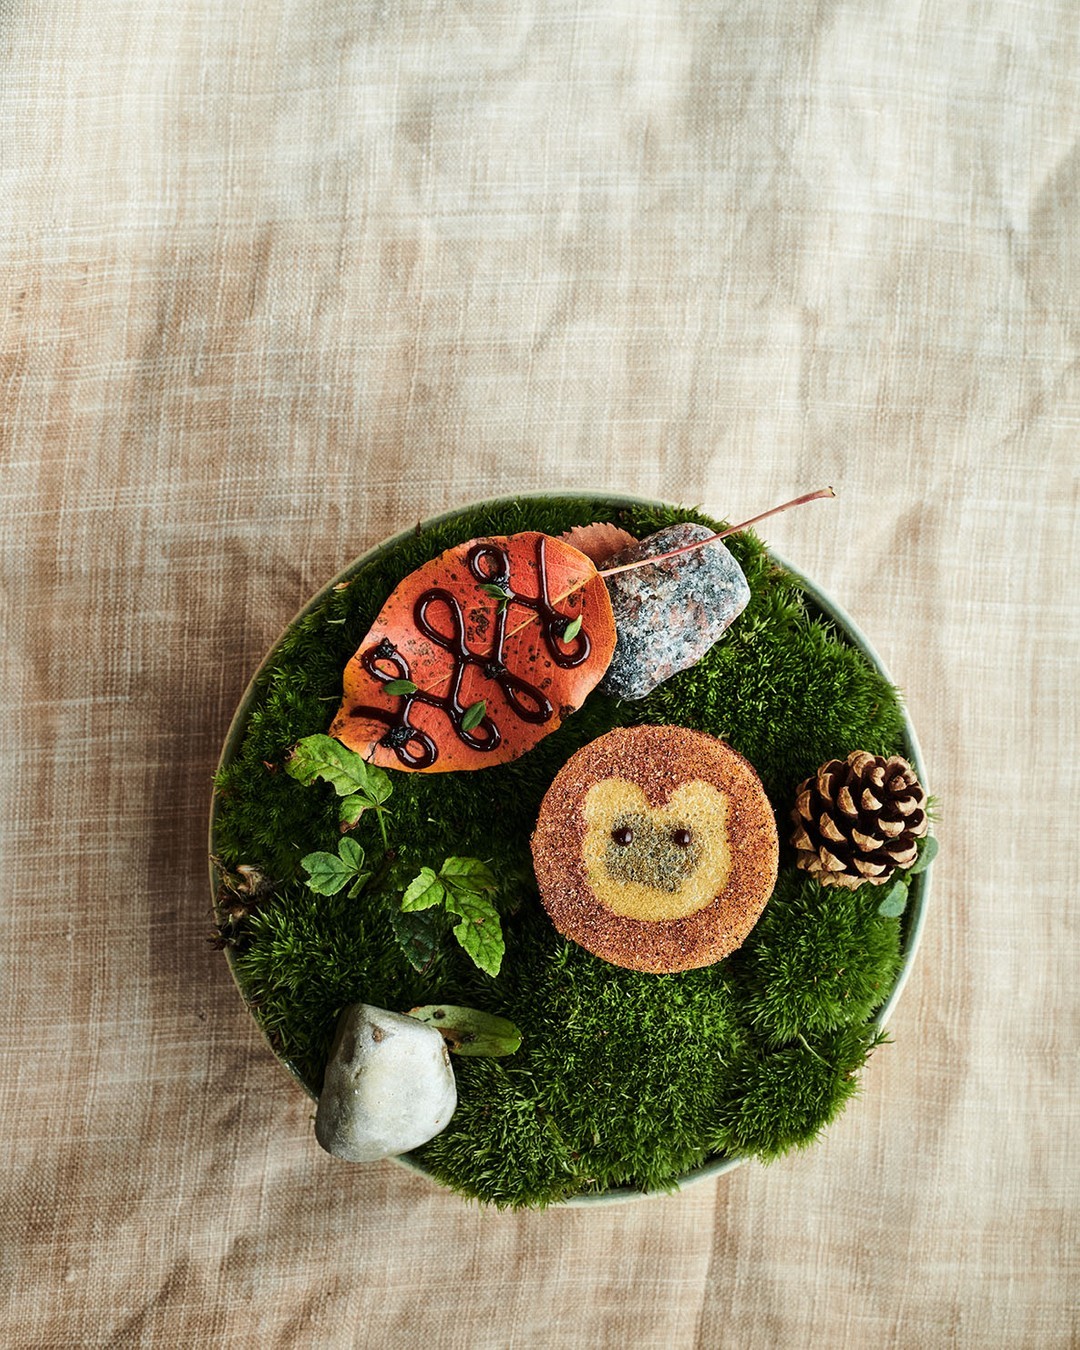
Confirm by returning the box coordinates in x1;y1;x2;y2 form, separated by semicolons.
350;536;591;768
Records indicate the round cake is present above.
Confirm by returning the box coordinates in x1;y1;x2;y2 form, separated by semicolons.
532;726;778;973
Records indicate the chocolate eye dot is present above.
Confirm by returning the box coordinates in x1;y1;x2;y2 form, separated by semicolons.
672;828;692;847
611;826;634;847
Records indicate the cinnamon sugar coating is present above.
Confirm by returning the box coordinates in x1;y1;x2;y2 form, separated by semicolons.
531;726;778;973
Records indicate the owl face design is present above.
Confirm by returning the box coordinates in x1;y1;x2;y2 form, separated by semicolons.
531;724;778;973
582;779;732;923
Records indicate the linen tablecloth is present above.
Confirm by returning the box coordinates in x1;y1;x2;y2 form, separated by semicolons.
2;2;1076;1344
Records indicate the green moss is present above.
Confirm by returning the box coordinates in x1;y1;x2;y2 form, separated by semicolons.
213;495;914;1208
424;914;747;1201
732;872;903;1046
708;1024;889;1159
234;879;455;1086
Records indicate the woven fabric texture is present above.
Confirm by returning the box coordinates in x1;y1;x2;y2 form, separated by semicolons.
2;1;1077;1345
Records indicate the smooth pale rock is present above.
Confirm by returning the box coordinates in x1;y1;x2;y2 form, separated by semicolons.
315;1004;457;1162
600;524;750;700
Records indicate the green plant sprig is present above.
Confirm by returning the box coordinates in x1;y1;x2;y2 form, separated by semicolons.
300;837;372;898
401;857;505;978
285;733;393;846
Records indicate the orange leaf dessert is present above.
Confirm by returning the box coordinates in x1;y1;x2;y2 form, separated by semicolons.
330;532;617;772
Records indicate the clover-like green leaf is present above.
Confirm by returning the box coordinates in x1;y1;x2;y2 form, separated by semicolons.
561;613;583;642
338;836;364;870
397;857;505;976
382;678;417;696
286;734;375;796
338;777;391;828
444;887;505;977
286;733;393;846
301;837;369;897
301;850;353;896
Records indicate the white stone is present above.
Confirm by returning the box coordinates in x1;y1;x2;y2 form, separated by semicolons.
315;1004;457;1162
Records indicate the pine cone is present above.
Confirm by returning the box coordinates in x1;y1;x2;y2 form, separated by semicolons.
790;751;928;889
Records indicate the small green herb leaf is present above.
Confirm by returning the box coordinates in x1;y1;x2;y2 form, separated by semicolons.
301;837;368;897
876;880;908;918
906;834;938;875
287;734;374;796
561;613;583;642
408;1005;522;1056
479;582;511;614
390;905;447;973
286;734;393;846
440;856;498;891
397;857;504;976
460;700;486;733
382;678;417;696
338;795;367;828
338;776;392;830
401;867;446;912
444;888;505;977
299;850;352;895
338;836;365;871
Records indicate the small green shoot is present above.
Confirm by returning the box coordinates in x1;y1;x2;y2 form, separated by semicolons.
480;582;512;613
382;679;417;696
461;699;486;732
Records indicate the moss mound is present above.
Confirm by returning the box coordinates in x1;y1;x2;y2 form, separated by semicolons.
212;496;913;1208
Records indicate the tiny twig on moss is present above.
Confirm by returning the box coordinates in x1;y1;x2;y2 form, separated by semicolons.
796;1034;834;1069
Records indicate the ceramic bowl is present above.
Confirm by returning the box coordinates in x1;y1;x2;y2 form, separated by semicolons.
210;492;932;1206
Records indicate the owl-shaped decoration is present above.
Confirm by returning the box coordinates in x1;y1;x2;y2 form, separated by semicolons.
531;725;778;973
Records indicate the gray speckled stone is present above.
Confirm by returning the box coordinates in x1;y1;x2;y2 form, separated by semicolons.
315;1004;457;1162
600;523;750;700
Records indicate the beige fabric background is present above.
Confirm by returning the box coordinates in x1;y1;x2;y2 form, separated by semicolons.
2;0;1077;1345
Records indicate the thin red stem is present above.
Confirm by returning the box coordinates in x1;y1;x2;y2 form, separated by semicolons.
598;487;836;579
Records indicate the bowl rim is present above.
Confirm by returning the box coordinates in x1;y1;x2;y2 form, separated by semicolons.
209;490;932;1207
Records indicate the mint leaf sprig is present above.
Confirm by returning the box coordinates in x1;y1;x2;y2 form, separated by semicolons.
400;857;505;978
285;733;393;846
